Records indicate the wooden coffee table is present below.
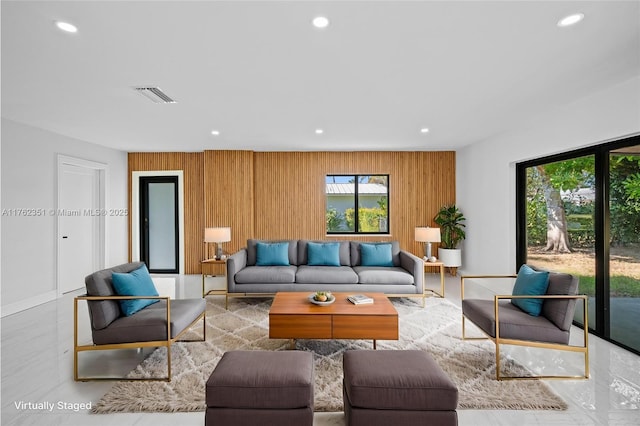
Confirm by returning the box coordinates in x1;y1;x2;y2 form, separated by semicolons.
269;292;398;349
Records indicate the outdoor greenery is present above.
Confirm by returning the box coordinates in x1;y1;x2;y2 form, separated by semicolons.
434;204;466;249
326;174;389;233
526;155;640;249
345;207;387;232
326;207;346;232
527;152;640;300
575;275;640;298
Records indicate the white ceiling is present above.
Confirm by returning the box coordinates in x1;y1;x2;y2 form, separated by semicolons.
2;1;639;152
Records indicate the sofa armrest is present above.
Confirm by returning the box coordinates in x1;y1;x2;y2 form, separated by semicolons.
226;248;248;292
399;250;424;294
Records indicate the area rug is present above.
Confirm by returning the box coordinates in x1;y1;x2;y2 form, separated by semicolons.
92;296;567;413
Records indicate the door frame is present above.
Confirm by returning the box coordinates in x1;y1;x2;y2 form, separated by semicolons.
139;175;180;273
515;133;640;355
56;155;107;296
131;171;185;274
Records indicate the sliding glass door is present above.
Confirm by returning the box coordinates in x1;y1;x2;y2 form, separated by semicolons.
609;146;640;353
517;136;640;355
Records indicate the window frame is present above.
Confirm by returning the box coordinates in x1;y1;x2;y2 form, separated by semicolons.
515;133;640;356
325;174;390;235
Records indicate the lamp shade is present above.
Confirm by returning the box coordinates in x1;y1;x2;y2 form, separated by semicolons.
204;227;231;243
415;226;441;243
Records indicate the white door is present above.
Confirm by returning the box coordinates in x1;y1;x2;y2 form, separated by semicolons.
58;163;100;294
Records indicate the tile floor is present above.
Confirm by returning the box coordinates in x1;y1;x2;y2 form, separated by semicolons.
1;273;639;425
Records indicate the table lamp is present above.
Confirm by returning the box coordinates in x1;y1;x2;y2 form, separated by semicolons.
415;226;441;260
204;227;231;260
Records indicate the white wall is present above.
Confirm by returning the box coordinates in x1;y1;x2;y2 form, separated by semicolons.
1;118;128;315
457;75;640;275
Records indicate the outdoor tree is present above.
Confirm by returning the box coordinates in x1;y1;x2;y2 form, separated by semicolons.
610;155;640;245
533;156;594;253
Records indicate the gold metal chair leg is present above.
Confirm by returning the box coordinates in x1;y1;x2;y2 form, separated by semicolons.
495;342;501;381
167;342;172;382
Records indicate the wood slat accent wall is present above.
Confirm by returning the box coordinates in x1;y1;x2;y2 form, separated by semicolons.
203;150;254;256
128;152;204;273
129;150;455;273
251;151;455;256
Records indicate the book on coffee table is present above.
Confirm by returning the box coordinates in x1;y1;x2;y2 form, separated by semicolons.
347;294;374;305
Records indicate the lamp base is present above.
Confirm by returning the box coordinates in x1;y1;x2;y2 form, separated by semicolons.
216;244;223;260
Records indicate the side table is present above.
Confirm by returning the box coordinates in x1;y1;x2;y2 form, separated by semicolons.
424;261;445;298
201;259;227;305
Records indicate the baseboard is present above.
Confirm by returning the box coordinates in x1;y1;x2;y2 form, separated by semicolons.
1;290;57;318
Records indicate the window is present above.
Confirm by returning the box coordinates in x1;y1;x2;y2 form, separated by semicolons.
326;175;389;234
516;135;640;355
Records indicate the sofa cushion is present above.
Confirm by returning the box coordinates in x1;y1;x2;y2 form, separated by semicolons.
307;242;341;266
462;299;570;344
296;265;359;284
511;264;550;316
354;266;414;285
247;239;298;266
350;241;400;267
111;264;160;316
256;242;291;266
235;266;297;284
85;261;145;330
91;298;206;344
360;243;394;267
298;240;351;266
542;271;579;331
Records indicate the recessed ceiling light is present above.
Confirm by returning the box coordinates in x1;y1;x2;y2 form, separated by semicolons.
211;130;220;136
312;16;330;29
557;13;584;27
315;129;324;135
55;21;78;33
420;128;430;134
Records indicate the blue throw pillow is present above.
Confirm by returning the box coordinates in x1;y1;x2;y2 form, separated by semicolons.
511;264;550;316
111;265;160;316
308;242;341;266
256;242;290;266
360;243;394;267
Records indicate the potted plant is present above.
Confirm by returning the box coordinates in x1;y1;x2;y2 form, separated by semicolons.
434;204;466;275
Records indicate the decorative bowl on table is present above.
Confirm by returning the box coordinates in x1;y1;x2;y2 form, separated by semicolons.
308;291;335;306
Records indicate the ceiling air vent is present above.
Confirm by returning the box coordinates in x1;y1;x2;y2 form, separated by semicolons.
133;86;176;104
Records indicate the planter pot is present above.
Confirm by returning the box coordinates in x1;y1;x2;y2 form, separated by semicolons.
438;248;461;276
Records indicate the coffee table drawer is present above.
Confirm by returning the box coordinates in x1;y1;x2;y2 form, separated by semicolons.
269;314;332;339
333;315;398;340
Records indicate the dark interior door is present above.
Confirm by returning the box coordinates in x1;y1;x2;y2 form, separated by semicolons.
139;176;179;273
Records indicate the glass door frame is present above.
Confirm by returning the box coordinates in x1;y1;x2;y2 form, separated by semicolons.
139;176;180;274
516;134;640;355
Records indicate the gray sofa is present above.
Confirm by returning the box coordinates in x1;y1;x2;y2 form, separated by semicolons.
226;240;424;302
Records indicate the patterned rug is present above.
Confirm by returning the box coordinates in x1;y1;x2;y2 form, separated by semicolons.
92;296;567;413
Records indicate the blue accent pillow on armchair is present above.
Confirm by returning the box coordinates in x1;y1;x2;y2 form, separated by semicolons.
511;264;550;316
308;242;341;266
360;243;394;267
111;264;160;316
256;242;290;266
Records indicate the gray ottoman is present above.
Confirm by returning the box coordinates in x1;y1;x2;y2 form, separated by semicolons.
343;350;458;426
205;350;314;426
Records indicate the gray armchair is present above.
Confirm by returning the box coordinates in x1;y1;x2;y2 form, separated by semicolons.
461;268;589;380
74;262;206;381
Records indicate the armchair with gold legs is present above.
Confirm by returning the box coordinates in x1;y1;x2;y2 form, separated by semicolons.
460;267;589;381
74;262;206;382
